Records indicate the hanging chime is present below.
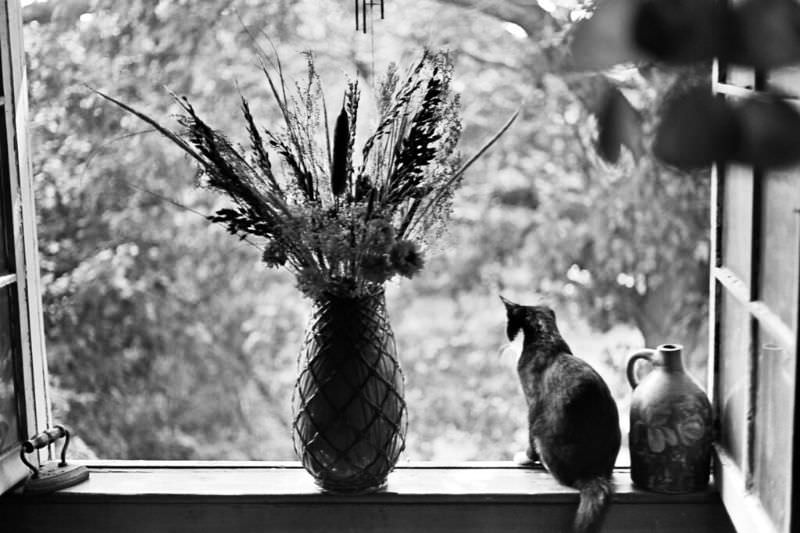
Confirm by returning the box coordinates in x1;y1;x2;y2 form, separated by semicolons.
355;0;385;33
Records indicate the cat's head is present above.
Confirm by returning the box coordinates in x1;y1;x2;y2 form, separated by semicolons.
500;296;558;342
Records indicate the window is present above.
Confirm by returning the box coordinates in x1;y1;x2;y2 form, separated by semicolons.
23;0;710;466
0;0;49;493
1;0;790;531
711;62;800;532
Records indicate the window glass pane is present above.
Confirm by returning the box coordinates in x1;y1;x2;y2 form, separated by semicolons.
0;116;12;275
0;284;20;454
0;204;10;275
753;329;794;533
759;169;800;333
717;289;749;469
767;66;800;99
722;164;753;286
25;2;706;462
724;65;755;89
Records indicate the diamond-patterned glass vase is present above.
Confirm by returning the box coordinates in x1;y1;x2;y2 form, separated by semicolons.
292;290;407;493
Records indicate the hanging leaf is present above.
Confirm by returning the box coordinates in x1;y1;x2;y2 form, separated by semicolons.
655;87;800;169
731;0;800;69
653;87;738;169
596;87;644;163
632;0;724;65
572;0;800;70
634;0;800;68
569;0;644;70
331;103;350;197
735;96;800;168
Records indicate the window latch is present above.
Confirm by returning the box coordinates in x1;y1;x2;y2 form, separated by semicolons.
19;425;90;495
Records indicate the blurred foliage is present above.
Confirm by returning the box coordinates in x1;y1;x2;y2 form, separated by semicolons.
23;0;708;461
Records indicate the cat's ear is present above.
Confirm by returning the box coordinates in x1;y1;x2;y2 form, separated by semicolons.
500;296;523;341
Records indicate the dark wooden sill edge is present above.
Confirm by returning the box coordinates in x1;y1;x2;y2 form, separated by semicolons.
2;462;723;505
0;463;736;533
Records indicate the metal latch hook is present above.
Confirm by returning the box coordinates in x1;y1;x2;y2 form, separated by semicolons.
19;425;90;495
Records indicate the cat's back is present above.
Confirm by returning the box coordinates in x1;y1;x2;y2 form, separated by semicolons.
542;353;615;400
542;354;619;420
539;354;620;443
536;354;621;478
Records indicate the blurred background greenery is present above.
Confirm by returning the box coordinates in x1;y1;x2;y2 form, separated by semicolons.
22;0;709;462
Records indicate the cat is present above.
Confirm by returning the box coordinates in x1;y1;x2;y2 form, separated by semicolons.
501;296;621;533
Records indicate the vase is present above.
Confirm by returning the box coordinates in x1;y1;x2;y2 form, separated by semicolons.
627;343;712;493
292;290;407;493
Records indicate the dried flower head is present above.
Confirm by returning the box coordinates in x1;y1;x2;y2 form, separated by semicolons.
261;241;288;267
390;240;425;278
361;254;394;284
366;218;396;253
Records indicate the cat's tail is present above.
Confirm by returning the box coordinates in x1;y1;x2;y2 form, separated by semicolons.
573;476;613;533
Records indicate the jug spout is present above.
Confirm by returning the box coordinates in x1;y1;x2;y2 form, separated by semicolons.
656;343;685;373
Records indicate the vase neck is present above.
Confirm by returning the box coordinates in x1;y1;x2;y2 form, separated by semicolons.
312;290;387;321
655;344;685;373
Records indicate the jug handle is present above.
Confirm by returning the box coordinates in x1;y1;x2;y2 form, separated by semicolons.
627;348;656;389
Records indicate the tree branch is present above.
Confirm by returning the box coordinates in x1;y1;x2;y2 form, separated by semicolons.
436;0;550;35
23;0;93;25
460;48;521;72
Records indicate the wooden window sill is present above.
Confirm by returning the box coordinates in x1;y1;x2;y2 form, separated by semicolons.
1;462;735;532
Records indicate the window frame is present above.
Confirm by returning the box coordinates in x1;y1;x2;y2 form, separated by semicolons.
0;1;791;531
710;59;800;533
0;0;50;494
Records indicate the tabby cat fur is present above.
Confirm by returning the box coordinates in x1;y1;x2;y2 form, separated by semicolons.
502;297;621;533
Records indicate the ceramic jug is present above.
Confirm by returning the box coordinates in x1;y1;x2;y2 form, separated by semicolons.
627;343;712;493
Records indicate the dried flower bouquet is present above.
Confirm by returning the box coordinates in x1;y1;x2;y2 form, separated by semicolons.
96;49;514;299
